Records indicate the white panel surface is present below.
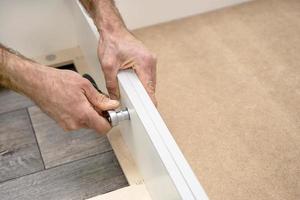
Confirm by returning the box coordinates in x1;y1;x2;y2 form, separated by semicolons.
118;70;209;200
72;1;209;199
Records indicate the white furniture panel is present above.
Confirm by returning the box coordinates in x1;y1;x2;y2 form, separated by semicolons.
72;1;209;199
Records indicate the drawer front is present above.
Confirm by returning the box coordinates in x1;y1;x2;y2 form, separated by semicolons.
72;1;209;200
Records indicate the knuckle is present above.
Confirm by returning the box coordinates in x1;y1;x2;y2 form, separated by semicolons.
77;112;87;125
62;116;82;131
70;71;83;82
67;122;80;131
149;52;157;61
143;51;157;63
103;66;114;74
58;114;82;131
77;104;93;123
99;123;111;134
58;117;71;131
79;78;91;89
62;126;70;132
63;124;73;131
64;69;76;76
65;126;73;131
59;121;69;132
102;127;110;134
102;58;115;69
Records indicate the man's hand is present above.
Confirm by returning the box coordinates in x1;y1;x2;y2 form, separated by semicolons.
29;67;119;133
98;30;157;104
80;0;157;105
0;45;119;134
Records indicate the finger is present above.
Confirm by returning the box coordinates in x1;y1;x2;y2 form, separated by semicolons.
59;119;85;132
120;58;135;70
136;68;157;106
134;61;157;106
106;78;119;100
84;84;120;111
121;57;157;104
101;63;120;100
86;108;111;134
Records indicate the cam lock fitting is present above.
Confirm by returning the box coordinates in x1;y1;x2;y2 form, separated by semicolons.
105;108;130;127
82;73;131;127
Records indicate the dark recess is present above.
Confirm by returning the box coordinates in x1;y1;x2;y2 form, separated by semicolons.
57;63;77;72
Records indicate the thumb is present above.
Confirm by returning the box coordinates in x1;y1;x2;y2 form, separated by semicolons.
85;84;120;111
86;108;111;134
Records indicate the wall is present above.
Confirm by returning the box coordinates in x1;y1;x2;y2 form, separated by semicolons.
116;0;249;29
0;0;77;58
0;0;249;57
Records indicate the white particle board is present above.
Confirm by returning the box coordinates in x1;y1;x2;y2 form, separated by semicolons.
72;1;209;199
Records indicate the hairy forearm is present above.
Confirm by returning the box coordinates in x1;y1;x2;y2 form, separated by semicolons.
79;0;127;35
0;44;44;95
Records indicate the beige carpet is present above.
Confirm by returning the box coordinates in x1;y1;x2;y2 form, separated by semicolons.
133;0;300;199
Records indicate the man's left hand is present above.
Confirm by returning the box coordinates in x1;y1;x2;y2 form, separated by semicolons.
98;29;157;105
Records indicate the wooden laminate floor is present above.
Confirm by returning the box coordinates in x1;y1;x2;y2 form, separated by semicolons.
0;88;128;200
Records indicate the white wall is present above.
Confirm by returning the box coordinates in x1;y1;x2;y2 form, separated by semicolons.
0;0;77;57
0;0;249;57
116;0;250;29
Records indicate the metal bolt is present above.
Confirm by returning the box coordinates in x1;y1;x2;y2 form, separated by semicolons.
82;74;131;127
106;108;130;127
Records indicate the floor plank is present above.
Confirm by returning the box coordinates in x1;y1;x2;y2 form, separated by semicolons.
28;106;112;168
0;151;128;200
0;88;34;114
0;109;44;183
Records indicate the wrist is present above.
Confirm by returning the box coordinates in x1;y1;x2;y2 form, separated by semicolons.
100;25;131;41
7;55;48;97
99;23;127;38
89;0;127;38
21;63;52;100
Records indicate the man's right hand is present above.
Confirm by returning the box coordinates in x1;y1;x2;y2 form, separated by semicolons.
27;65;119;134
1;44;119;134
